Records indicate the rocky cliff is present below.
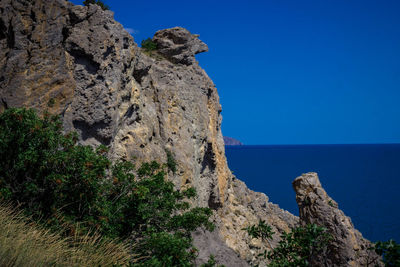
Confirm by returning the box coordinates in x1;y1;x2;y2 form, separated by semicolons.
0;1;379;266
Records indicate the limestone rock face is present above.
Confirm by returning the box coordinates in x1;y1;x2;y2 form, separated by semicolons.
0;0;137;146
0;0;75;115
293;173;382;267
152;27;208;65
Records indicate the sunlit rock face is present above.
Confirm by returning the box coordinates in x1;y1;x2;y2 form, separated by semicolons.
152;27;209;65
2;1;376;266
293;173;382;267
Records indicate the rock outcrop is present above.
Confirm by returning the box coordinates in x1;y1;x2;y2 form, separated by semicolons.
152;27;208;65
0;1;381;266
293;173;382;267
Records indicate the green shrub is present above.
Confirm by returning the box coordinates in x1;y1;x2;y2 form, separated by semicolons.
0;108;215;266
47;98;55;107
267;224;332;267
244;219;274;243
200;255;225;267
165;149;177;174
374;239;400;267
129;162;214;266
245;221;331;267
141;38;157;51
0;108;113;235
83;0;110;10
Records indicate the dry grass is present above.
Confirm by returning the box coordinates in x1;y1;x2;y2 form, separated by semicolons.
0;203;132;267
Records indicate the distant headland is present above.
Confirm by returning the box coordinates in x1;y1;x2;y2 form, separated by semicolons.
224;136;243;146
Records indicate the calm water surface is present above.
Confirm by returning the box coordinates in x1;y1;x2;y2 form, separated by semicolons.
225;144;400;242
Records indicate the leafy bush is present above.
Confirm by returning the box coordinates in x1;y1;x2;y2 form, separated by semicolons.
374;239;400;267
200;255;225;267
165;148;177;174
141;38;157;51
0;108;113;235
244;219;274;243
0;108;215;266
267;224;332;267
245;221;331;267
130;162;214;266
83;0;110;10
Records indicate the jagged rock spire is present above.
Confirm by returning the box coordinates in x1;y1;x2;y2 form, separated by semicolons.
293;173;382;266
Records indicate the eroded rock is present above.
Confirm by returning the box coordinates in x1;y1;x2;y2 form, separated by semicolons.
293;173;382;266
153;27;208;65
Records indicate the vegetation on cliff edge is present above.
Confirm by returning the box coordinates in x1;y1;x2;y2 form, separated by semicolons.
83;0;110;10
0;108;214;266
245;220;332;267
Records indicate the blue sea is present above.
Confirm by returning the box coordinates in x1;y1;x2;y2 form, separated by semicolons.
225;144;400;242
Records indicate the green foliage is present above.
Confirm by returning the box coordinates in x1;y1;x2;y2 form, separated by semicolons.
83;0;110;10
0;108;115;235
141;38;157;51
129;162;214;266
244;220;275;242
165;149;177;174
374;239;400;267
200;255;225;267
0;108;215;266
267;224;332;267
47;98;55;107
245;221;331;267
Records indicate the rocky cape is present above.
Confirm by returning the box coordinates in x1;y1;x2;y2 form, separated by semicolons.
0;1;381;266
223;136;243;146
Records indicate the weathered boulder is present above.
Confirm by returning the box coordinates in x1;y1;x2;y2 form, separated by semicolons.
152;27;208;65
293;173;382;266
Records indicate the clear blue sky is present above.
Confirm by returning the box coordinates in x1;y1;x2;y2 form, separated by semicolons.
71;0;400;145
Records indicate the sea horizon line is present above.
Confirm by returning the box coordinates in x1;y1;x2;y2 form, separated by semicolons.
225;143;400;146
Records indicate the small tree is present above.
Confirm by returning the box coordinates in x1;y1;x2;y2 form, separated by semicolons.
165;149;177;174
245;221;331;267
83;0;110;11
141;38;157;51
123;161;214;266
374;239;400;267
